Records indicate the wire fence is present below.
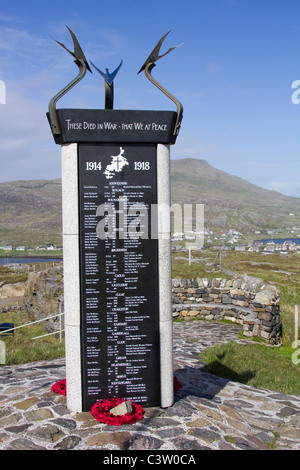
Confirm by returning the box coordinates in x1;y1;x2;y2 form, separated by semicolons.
0;312;64;364
0;312;64;341
1;261;62;273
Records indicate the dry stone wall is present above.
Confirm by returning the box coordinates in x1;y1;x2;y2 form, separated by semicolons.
22;267;282;345
172;277;282;345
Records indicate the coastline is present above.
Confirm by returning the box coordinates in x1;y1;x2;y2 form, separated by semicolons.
255;238;300;245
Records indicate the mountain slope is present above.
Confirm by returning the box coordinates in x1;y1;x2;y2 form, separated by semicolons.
0;179;62;246
171;158;300;231
0;158;299;245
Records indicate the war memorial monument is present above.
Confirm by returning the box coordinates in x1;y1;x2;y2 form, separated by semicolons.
47;27;183;412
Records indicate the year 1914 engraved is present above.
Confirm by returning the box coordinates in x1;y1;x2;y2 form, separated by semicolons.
86;162;102;170
134;161;150;170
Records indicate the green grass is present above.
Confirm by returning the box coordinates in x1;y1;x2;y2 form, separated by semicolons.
0;265;29;286
200;341;300;396
172;251;227;280
0;249;63;258
0;310;65;365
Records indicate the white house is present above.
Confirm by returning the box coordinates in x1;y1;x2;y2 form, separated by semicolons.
46;244;55;250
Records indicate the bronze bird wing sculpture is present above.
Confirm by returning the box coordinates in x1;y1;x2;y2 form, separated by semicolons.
48;26;92;135
138;30;182;74
137;31;183;137
55;25;92;72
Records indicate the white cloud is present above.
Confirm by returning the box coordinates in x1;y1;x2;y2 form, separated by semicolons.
0;84;60;182
171;134;221;160
0;12;18;22
267;181;300;198
205;61;221;75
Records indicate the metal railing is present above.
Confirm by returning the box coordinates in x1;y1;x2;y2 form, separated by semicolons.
0;313;64;342
0;312;64;365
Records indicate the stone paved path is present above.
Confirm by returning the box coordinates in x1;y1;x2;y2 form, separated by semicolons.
0;321;300;451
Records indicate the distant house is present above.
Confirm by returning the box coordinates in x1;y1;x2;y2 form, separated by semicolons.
3;246;13;251
37;245;46;250
26;247;34;251
16;246;25;251
235;245;246;251
248;241;263;252
172;232;184;241
284;241;298;251
264;243;275;252
46;244;55;250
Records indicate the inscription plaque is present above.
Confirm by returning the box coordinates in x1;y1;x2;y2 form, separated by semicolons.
78;143;160;410
48;109;178;145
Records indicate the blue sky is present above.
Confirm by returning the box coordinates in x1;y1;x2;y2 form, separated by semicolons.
0;0;300;197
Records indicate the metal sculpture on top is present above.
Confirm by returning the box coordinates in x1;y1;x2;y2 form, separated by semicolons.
138;31;183;137
90;60;123;110
48;28;182;139
48;25;92;136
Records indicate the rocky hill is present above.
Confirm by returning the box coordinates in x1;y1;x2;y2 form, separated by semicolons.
171;158;300;232
0;159;299;245
0;179;62;246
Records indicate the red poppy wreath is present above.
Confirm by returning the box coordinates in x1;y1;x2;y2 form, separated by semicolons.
90;398;144;426
51;379;67;396
174;376;183;393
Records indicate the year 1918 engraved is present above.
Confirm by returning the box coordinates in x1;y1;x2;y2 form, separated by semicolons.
134;161;150;170
86;162;102;170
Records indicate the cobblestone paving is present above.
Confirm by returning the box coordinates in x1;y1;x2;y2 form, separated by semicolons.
0;321;300;451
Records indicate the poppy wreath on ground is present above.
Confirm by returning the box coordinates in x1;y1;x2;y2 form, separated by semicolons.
51;379;67;396
174;376;183;392
90;398;144;426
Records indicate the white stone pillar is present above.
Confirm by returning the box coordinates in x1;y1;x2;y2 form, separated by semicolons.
0;340;5;364
157;144;174;408
61;143;82;412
